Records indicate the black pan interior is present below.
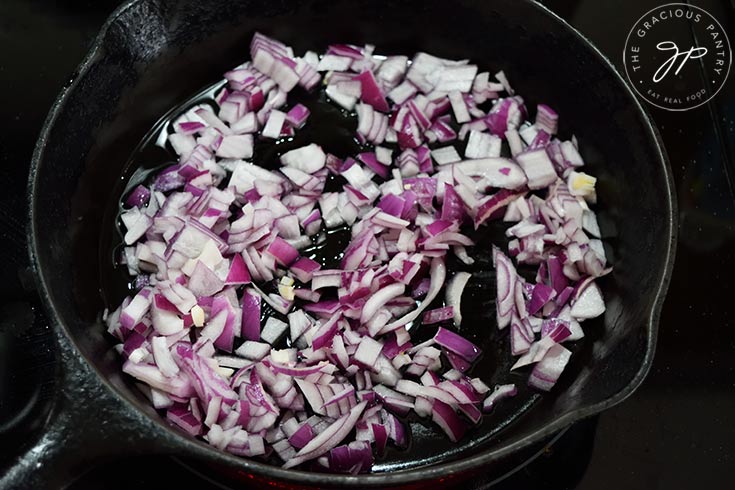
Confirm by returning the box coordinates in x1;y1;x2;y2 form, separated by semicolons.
29;0;674;478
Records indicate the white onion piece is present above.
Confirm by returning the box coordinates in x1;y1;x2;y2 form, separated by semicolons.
570;282;606;319
445;272;471;327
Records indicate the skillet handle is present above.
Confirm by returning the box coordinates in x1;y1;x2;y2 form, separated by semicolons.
0;330;175;490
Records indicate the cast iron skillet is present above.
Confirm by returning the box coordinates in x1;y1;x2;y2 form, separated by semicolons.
3;0;676;488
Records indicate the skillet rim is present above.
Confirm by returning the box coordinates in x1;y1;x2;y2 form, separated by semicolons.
27;0;677;485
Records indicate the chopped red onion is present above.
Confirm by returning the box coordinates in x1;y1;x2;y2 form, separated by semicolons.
431;400;467;443
282;401;367;469
125;184;151;208
285;103;310;128
482;384;518;412
515;148;557;190
422;306;455;325
108;32;610;473
445;272;471;327
570;281;606;319
528;343;571;391
433;327;481;363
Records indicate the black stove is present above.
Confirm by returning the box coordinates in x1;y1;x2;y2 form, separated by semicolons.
1;1;733;488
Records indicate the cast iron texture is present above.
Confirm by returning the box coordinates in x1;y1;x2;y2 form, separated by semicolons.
8;0;676;488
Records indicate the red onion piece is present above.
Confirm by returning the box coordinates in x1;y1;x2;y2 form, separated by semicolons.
433;327;481;363
282;401;367;469
431;400;467;443
528;343;572;391
422;306;455;325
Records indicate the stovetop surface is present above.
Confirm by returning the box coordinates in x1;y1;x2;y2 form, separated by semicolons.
0;1;733;489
